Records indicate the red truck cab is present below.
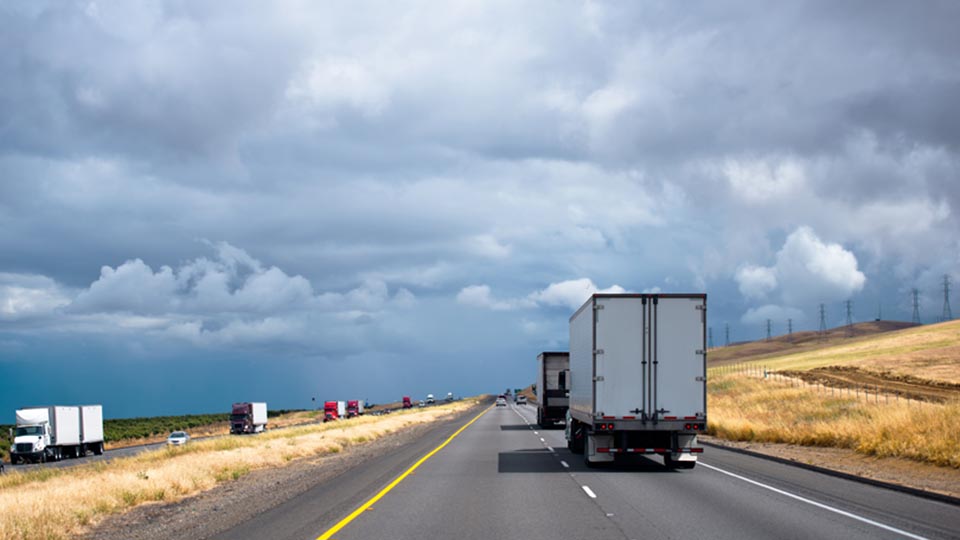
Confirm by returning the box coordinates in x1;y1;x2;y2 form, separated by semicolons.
402;396;412;409
346;400;359;418
323;401;339;422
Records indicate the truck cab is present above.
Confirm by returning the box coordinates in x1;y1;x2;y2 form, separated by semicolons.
11;423;49;464
324;401;340;421
346;400;363;418
402;396;412;408
425;394;435;404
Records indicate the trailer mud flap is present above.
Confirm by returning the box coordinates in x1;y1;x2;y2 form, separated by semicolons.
587;434;614;463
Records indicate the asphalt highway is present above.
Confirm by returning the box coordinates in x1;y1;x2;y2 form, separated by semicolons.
210;402;960;540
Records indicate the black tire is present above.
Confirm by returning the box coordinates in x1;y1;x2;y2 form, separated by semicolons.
569;421;585;455
95;442;104;455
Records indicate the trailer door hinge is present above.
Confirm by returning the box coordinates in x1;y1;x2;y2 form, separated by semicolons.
696;304;706;311
696;349;705;355
594;349;604;355
695;376;706;382
594;304;605;311
593;376;605;382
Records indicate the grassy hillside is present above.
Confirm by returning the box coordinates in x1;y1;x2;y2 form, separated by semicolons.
707;319;960;467
708;320;916;366
712;319;960;384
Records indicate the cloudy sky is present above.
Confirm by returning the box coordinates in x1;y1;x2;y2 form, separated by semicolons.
2;1;958;417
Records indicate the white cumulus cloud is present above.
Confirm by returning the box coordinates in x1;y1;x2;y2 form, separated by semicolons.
458;278;626;312
736;226;866;317
735;265;778;300
0;273;72;321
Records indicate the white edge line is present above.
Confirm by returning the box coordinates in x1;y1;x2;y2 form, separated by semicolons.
699;462;929;540
582;485;597;498
560;460;570;468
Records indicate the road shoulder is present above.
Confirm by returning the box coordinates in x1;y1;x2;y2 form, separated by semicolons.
701;435;960;501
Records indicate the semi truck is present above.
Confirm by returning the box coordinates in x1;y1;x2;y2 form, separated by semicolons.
402;396;412;409
230;402;267;434
565;294;706;469
10;405;104;463
536;351;570;428
324;400;346;421
346;400;365;418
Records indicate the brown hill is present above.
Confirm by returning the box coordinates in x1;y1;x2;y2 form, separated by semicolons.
708;320;917;366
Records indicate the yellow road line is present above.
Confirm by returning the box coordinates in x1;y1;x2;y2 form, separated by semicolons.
316;406;491;540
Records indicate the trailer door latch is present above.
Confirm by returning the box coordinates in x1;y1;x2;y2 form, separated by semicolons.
593;376;605;382
594;349;604;355
695;376;706;382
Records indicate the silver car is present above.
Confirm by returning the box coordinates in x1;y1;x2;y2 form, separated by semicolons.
167;431;190;446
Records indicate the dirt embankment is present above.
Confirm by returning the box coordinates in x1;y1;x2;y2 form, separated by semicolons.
782;366;960;403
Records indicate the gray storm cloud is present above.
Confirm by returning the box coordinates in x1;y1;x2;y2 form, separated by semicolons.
0;0;958;391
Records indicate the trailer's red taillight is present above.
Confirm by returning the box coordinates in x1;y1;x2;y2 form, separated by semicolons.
684;423;692;430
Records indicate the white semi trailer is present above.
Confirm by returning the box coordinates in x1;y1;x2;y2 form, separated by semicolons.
565;294;706;469
536;352;570;428
10;405;104;464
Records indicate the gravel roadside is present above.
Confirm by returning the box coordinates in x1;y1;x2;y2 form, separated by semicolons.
81;403;484;540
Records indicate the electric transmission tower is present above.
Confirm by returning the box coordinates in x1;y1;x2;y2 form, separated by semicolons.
943;275;953;322
724;323;730;347
818;303;827;339
766;319;772;341
708;327;714;348
787;318;793;340
912;288;921;325
845;300;854;337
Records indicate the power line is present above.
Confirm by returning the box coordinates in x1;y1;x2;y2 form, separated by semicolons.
845;300;854;337
818;303;827;339
943;274;953;322
912;288;921;325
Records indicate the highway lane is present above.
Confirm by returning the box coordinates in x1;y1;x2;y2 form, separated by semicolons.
201;401;960;540
8;440;169;472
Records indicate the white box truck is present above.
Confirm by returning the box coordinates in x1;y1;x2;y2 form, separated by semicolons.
565;294;706;469
10;405;104;463
230;402;268;434
536;352;570;428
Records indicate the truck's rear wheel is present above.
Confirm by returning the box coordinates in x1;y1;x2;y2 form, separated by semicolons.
568;421;585;455
95;442;104;455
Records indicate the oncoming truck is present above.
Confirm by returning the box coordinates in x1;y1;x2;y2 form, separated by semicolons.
346;400;365;418
324;400;346;421
536;352;570;428
10;405;104;463
566;294;706;469
230;402;267;434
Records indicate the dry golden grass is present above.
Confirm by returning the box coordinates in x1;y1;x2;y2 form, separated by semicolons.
712;319;960;384
707;374;960;468
707;320;916;366
0;400;479;540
